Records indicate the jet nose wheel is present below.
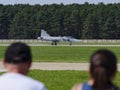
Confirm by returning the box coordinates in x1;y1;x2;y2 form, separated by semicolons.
51;43;54;45
55;42;57;45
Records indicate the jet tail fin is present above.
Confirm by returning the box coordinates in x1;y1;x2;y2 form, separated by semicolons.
41;30;51;37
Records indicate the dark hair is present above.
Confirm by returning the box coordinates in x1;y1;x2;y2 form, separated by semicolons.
4;42;32;64
90;49;117;90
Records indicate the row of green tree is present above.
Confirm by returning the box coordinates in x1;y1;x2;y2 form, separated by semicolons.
0;3;120;39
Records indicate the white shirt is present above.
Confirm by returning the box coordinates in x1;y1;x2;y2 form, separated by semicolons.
0;73;47;90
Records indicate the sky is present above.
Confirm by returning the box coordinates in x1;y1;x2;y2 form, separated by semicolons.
0;0;120;5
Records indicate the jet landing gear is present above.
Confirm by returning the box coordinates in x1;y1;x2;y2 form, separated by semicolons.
51;42;57;46
69;42;72;46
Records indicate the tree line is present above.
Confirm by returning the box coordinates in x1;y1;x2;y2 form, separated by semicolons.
0;3;120;39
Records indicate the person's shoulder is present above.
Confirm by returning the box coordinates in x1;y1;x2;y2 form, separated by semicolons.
23;75;44;85
71;83;83;90
0;73;47;90
0;73;11;80
23;75;46;89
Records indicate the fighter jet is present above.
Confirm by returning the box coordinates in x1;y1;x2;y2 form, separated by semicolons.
37;30;81;45
37;30;62;45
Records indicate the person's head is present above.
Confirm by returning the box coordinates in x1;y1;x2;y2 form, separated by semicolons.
90;49;117;90
4;42;32;75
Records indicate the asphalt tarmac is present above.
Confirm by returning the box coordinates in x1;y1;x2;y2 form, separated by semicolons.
0;62;120;72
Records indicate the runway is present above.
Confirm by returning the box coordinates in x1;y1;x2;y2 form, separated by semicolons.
0;62;120;72
0;44;120;47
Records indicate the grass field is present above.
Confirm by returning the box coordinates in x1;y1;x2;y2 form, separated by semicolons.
28;70;120;90
0;46;120;62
